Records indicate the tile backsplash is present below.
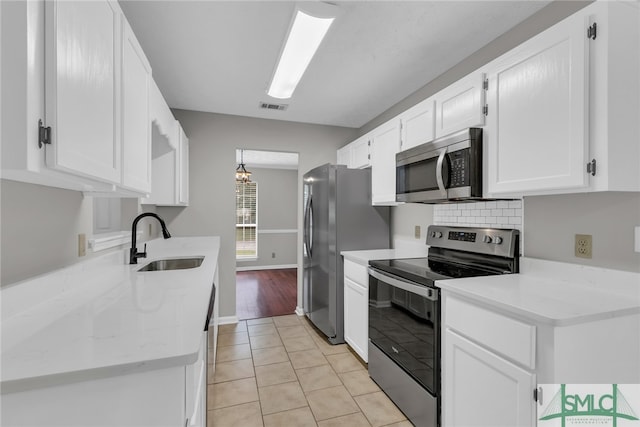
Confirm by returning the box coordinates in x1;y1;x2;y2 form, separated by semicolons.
433;200;523;232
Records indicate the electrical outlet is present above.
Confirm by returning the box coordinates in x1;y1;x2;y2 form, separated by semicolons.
272;252;276;259
78;233;86;257
414;225;421;239
575;234;592;259
635;226;640;253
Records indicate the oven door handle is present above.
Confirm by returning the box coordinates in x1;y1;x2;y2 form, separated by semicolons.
368;268;439;301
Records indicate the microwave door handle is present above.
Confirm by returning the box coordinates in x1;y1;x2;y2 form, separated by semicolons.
436;148;448;198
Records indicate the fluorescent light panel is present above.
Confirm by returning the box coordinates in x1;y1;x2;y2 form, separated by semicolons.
267;8;336;99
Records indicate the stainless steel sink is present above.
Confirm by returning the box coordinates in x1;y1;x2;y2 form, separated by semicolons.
137;257;204;272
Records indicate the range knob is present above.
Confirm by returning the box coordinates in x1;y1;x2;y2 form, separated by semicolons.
431;231;443;238
483;235;493;243
494;236;503;245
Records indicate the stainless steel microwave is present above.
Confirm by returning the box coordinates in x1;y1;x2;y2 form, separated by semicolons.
396;128;483;203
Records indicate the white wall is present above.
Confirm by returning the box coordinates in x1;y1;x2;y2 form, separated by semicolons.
159;110;357;318
391;204;434;251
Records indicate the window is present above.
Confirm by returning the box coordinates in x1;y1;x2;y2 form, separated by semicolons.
236;181;258;258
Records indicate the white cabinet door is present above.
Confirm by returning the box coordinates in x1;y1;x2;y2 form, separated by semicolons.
370;119;401;205
443;329;536;427
351;135;371;169
344;277;368;362
178;126;190;206
434;71;486;139
400;98;435;151
121;18;151;193
45;0;121;184
337;145;350;166
486;12;589;195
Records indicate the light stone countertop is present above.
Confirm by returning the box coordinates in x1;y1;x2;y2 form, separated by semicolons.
341;247;430;265
0;236;219;393
436;257;640;326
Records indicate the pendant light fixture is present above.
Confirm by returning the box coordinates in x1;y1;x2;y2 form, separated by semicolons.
236;149;252;183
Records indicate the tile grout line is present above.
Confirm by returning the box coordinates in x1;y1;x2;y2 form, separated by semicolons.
211;315;408;426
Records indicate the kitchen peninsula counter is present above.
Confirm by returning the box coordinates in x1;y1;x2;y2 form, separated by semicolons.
1;236;219;393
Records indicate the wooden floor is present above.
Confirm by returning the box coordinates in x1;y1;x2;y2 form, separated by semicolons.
236;268;297;320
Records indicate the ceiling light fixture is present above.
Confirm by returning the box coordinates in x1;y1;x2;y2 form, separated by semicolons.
267;3;339;99
236;149;252;183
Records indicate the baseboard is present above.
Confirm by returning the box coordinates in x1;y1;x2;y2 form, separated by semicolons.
236;264;297;272
295;306;304;316
218;315;239;325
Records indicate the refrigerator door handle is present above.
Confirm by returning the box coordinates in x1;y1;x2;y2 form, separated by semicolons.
304;195;313;257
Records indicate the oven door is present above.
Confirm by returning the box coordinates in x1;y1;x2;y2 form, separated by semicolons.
368;267;440;397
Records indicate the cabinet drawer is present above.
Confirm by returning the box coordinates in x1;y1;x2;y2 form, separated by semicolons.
344;259;368;286
445;296;535;369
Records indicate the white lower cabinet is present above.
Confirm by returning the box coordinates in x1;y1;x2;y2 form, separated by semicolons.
442;293;536;427
343;259;369;362
1;349;207;426
441;290;640;427
444;330;536;427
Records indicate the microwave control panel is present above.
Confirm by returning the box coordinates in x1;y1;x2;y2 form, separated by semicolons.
448;149;470;188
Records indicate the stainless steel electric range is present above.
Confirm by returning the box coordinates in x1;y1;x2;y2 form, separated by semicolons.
367;225;520;427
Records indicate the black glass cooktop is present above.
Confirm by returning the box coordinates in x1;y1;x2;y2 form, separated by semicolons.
369;257;501;287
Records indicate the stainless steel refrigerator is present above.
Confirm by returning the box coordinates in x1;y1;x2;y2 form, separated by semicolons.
303;164;390;344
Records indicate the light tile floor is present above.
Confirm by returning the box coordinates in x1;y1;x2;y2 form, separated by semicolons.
208;314;413;427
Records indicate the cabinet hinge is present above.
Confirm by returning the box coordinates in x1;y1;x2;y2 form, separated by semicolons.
367;154;370;160
587;22;597;40
483;105;489;116
483;79;489;91
367;140;371;147
38;119;51;149
534;387;543;405
587;159;597;176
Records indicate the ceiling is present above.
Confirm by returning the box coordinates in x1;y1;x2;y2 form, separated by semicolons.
120;1;550;129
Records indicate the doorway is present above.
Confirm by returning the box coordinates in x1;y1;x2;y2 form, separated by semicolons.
235;149;299;320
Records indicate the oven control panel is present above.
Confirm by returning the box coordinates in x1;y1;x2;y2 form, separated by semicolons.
427;225;519;257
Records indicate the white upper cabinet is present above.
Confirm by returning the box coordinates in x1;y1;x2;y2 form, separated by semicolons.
1;1;113;192
370;118;402;205
121;18;152;194
485;11;589;196
587;1;640;192
44;0;122;184
144;120;190;207
335;133;371;169
434;71;486;139
350;134;372;169
399;98;435;151
486;1;640;196
178;126;190;206
337;145;350;166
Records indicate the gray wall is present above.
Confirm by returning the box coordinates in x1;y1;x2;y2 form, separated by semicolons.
159;110;357;318
236;167;298;270
523;193;640;273
379;1;591;252
0;179;159;285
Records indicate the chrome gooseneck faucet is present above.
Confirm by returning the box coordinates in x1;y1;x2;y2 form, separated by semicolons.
130;213;171;264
